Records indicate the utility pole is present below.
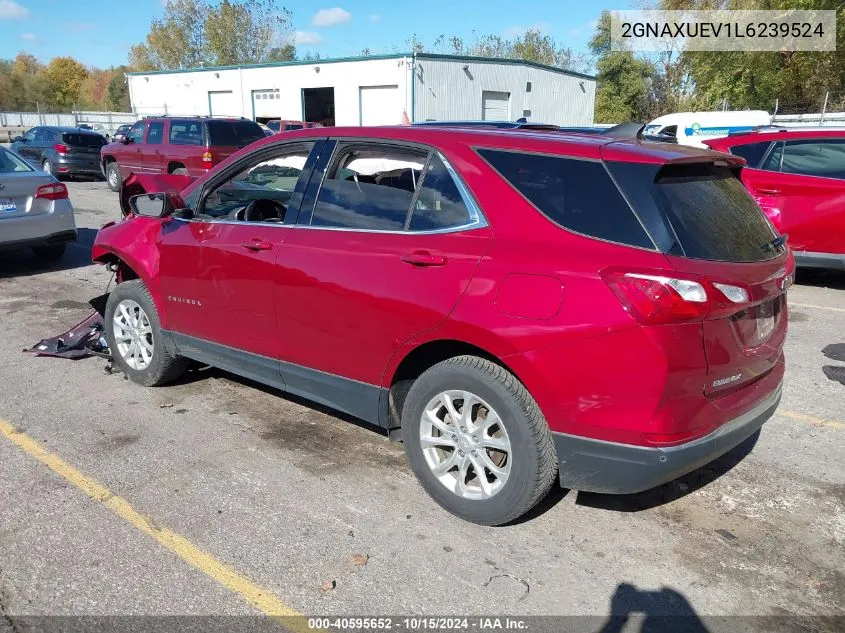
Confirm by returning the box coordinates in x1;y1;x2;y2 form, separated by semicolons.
820;91;829;125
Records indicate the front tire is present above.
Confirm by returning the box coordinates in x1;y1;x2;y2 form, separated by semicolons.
401;356;558;525
172;167;189;176
105;280;189;386
106;161;121;192
41;159;53;176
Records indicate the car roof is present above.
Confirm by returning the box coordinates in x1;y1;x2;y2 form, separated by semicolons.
252;126;735;166
39;126;103;134
706;127;845;147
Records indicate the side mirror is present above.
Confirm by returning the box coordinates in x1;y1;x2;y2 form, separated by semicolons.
12;136;24;143
121;137;131;144
129;193;176;218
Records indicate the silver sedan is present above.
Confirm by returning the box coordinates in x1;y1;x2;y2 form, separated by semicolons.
0;145;76;262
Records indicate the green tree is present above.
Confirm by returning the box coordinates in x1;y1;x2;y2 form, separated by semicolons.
589;11;656;122
43;57;89;110
129;0;295;70
107;68;131;111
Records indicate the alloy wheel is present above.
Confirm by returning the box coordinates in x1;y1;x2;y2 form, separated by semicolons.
112;299;154;370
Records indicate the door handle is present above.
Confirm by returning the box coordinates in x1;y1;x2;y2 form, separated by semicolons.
756;188;781;195
241;238;272;251
401;250;447;267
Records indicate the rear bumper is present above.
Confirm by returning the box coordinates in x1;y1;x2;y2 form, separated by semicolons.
0;202;77;250
55;156;102;175
793;251;845;270
553;381;782;494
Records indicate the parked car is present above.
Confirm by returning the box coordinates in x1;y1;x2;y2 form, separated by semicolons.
11;126;107;179
77;122;111;141
0;145;76;262
705;128;845;270
92;126;792;525
644;111;772;148
112;125;132;144
258;123;274;137
100;116;266;192
266;120;322;133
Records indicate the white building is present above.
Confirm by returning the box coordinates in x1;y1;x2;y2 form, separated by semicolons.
126;53;596;127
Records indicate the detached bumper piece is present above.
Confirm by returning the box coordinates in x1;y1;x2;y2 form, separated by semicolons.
25;311;110;360
554;384;782;494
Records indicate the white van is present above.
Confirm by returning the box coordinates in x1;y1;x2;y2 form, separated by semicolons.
644;111;772;148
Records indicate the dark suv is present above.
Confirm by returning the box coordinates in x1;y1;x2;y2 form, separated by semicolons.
100;116;265;191
11;126;107;179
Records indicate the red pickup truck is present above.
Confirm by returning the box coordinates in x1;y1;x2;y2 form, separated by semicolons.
100;116;265;191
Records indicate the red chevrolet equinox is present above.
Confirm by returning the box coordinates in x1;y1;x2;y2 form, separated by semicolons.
705;128;845;270
92;127;793;525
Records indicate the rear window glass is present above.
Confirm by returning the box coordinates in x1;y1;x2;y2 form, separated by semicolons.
409;154;473;231
285;124;304;131
653;164;780;262
62;133;106;148
478;149;653;249
729;141;771;168
208;120;265;148
0;147;32;173
169;120;203;146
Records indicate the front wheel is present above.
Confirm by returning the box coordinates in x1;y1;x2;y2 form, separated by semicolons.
172;167;189;176
401;355;558;525
105;280;189;386
106;162;121;192
41;159;53;176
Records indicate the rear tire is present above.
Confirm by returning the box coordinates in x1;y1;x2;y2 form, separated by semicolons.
41;159;53;176
32;244;66;262
105;280;189;387
106;161;121;192
401;355;558;525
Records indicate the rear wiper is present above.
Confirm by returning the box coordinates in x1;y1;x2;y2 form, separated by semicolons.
763;234;788;251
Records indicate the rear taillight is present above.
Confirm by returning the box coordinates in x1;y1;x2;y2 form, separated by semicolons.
601;269;751;325
54;143;70;154
202;151;213;167
35;183;68;201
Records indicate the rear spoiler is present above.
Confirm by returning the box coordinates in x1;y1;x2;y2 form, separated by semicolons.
119;173;195;218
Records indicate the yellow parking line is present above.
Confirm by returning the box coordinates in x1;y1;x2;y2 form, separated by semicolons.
777;409;845;430
0;417;300;618
789;302;845;314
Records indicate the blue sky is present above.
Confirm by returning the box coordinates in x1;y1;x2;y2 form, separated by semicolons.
0;0;612;69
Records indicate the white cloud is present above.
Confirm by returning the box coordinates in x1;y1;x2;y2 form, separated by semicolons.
0;0;30;19
313;7;351;28
503;23;550;38
568;28;582;37
368;14;380;22
295;30;325;45
20;32;38;41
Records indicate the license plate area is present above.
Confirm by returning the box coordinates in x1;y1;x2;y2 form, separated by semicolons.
0;198;17;213
731;295;783;349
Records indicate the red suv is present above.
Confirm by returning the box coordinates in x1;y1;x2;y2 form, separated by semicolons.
705;128;845;270
100;116;265;192
92;127;792;525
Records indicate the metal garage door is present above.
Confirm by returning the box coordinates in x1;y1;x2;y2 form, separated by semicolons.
252;89;281;118
208;90;240;117
482;91;511;121
359;85;400;126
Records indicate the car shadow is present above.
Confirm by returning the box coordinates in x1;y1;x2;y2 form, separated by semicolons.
0;227;98;279
574;430;759;513
595;583;711;633
795;267;845;291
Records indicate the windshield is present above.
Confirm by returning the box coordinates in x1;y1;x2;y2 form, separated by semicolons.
0;147;33;173
208;120;266;147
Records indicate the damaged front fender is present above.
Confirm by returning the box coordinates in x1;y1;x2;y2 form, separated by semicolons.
119;173;195;218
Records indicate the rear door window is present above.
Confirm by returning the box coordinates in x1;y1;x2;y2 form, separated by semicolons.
760;141;783;172
311;144;426;230
62;133;106;148
729;141;771;168
169;120;204;145
408;154;474;231
651;163;780;262
781;139;845;180
207;120;265;148
478;149;653;249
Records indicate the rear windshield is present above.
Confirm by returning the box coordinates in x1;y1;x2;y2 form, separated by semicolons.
652;164;780;262
62;133;107;148
0;147;33;173
208;120;265;148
